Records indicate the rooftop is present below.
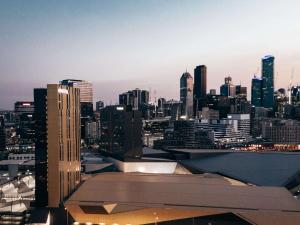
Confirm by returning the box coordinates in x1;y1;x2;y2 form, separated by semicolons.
65;172;300;225
180;151;300;188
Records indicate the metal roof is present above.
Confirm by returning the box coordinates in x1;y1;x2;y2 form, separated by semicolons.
65;172;300;225
180;152;300;187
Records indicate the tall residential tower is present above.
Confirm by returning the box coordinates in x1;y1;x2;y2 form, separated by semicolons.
34;84;81;208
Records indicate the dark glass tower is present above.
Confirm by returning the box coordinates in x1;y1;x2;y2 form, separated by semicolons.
34;88;48;207
99;105;143;159
262;55;275;108
194;65;207;114
251;76;263;107
194;65;207;98
14;101;35;144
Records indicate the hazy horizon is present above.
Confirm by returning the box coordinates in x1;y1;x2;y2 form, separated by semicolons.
1;0;300;109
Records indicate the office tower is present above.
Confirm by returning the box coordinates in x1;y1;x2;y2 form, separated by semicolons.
96;101;104;112
220;76;236;97
194;65;207;115
157;98;166;117
60;79;93;141
119;88;149;110
119;91;131;106
60;79;93;117
100;105;142;159
34;84;81;208
194;65;207;98
261;119;300;144
291;86;300;105
198;107;219;121
251;75;263;107
236;85;247;96
34;88;48;206
14;101;35;144
163;99;182;121
85;120;100;144
171;120;214;149
60;79;93;103
158;98;166;110
0;116;5;151
141;90;150;105
261;55;275;108
180;72;193;118
222;114;252;142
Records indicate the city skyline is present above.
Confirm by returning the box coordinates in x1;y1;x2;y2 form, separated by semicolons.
1;0;300;109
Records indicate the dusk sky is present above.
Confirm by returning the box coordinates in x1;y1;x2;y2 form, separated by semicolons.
1;0;300;109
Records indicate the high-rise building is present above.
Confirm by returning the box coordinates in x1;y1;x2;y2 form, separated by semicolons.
236;85;247;97
119;88;149;111
141;90;150;105
60;79;93;141
157;98;166;117
100;105;143;159
251;75;263;107
194;65;207;115
180;72;193;118
220;76;236;97
291;86;300;105
34;88;48;206
194;65;207;98
85;120;100;144
0;116;5;151
158;98;166;109
60;79;93;103
162;99;182;121
34;84;81;208
261;55;275;108
96;100;104;112
14;101;35;144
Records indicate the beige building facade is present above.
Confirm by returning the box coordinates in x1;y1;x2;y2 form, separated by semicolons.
47;84;81;208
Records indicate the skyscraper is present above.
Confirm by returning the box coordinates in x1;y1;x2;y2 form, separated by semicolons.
60;79;93;103
180;72;193;118
220;76;236;97
96;100;104;112
194;65;207;115
251;75;263;107
261;55;275;108
119;88;149;111
34;84;81;208
60;79;93;140
194;65;207;98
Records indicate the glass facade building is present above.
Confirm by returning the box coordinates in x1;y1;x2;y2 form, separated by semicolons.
180;72;194;118
262;55;275;108
251;76;263;107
